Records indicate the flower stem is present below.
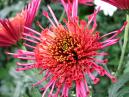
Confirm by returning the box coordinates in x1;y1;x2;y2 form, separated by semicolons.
59;10;65;22
116;14;129;76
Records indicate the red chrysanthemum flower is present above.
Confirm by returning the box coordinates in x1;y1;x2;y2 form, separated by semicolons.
0;0;41;47
8;0;126;97
102;0;129;10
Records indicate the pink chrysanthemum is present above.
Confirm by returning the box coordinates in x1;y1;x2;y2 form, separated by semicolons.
102;0;129;10
9;0;126;97
0;0;41;47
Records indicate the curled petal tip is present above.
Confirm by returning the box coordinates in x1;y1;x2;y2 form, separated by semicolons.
42;11;49;18
5;51;9;55
16;68;20;71
16;62;21;66
111;76;117;83
93;78;100;84
124;21;128;26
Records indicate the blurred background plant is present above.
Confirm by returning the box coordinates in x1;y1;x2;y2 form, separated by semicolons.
0;0;129;97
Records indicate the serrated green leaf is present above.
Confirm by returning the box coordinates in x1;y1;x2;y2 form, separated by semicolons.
30;88;42;97
22;88;42;97
115;87;129;97
108;72;129;97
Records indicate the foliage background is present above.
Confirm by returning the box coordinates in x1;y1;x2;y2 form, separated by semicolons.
0;0;129;97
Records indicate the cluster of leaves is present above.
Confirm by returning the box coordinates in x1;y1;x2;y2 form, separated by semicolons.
0;0;129;97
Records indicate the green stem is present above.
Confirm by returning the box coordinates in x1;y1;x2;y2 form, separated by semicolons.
59;10;65;22
116;14;129;76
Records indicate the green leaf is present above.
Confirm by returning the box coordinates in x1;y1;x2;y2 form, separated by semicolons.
0;68;8;79
0;1;24;18
108;72;129;97
115;87;129;97
29;88;42;97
